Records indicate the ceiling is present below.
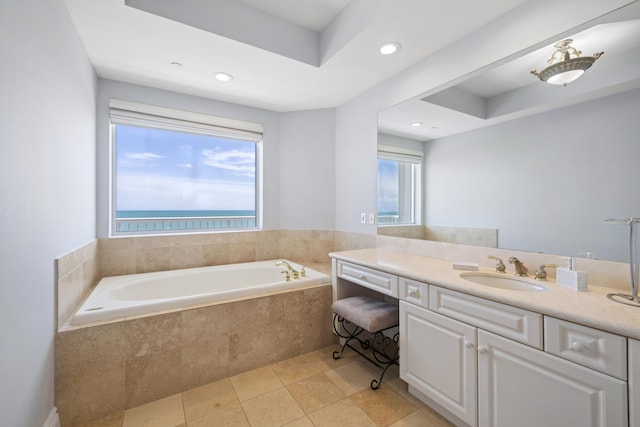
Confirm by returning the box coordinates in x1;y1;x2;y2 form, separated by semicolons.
378;1;640;141
62;0;527;112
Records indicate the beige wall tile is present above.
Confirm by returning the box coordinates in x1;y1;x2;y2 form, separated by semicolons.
55;323;127;426
100;248;137;277
135;247;172;273
181;304;232;390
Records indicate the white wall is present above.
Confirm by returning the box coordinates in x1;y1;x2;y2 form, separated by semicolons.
424;88;640;262
97;80;336;235
0;0;97;426
334;0;633;234
278;110;335;229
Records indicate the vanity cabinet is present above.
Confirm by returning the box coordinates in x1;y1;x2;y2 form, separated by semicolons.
400;300;477;426
478;330;627;427
334;258;632;426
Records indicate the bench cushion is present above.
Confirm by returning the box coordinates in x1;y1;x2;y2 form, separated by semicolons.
332;296;399;332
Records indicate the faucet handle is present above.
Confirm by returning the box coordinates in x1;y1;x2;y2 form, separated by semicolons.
281;270;291;282
534;264;558;281
300;266;306;277
488;255;506;273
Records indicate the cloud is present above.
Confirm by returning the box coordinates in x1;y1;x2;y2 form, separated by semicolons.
201;148;255;176
116;173;255;210
177;163;193;168
125;152;165;161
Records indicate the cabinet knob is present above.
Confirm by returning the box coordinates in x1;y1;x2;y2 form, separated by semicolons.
464;340;475;349
359;275;368;281
409;287;421;298
477;346;488;354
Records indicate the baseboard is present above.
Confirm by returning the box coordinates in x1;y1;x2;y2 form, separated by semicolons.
43;407;60;427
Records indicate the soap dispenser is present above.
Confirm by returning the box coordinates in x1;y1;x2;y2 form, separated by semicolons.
556;257;588;291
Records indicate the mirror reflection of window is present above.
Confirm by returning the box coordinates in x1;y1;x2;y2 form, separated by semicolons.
377;144;422;226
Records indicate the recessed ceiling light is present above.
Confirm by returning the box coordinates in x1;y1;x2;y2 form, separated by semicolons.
380;42;401;55
411;122;423;127
214;72;233;82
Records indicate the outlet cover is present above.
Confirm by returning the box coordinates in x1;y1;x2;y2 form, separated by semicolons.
360;213;366;224
369;213;375;224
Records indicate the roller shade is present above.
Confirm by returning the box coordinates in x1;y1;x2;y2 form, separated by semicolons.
109;99;263;142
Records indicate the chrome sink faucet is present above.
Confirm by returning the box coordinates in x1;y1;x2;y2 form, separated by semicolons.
508;257;528;276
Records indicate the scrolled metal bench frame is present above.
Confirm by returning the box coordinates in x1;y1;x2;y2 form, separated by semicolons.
331;313;400;390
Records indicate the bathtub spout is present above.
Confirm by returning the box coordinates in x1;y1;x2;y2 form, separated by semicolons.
276;261;299;279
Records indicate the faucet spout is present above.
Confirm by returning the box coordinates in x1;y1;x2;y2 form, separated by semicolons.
508;257;528;276
275;261;300;279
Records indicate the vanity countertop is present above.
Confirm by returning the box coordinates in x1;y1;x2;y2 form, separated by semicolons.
330;248;640;340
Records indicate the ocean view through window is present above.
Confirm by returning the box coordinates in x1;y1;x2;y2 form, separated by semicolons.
377;145;422;226
110;100;263;235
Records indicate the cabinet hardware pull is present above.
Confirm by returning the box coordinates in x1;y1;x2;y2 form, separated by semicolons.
464;341;474;349
570;341;590;352
409;288;420;298
359;275;368;281
478;346;488;354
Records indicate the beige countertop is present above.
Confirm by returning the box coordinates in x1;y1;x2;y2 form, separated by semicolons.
330;248;640;341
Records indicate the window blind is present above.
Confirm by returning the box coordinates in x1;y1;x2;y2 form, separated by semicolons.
109;99;263;142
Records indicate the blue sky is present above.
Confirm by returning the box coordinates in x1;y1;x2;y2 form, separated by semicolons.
377;159;398;214
116;125;256;211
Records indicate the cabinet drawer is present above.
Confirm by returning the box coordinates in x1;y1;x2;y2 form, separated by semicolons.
429;286;542;349
544;317;627;380
399;277;429;308
336;261;398;297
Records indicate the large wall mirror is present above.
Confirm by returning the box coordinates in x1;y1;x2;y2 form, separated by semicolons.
377;2;640;263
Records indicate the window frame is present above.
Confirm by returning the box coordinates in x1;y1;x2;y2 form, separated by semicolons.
108;99;264;237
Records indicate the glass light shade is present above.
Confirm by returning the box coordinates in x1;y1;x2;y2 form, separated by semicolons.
546;69;585;85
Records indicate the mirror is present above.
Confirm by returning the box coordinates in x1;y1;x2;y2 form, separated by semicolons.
377;3;640;263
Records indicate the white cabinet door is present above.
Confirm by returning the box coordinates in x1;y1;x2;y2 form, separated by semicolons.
478;330;628;427
400;301;477;426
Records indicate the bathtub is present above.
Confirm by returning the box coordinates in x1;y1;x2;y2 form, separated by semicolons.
71;259;329;326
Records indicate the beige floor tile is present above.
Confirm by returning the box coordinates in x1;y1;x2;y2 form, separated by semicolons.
241;387;305;427
77;412;124;427
182;378;238;421
122;393;184;427
324;360;379;396
286;372;346;414
390;407;456;427
230;365;284;402
387;377;430;408
313;344;359;369
186;400;249;427
282;416;314;427
350;385;417;426
271;350;331;385
307;398;377;427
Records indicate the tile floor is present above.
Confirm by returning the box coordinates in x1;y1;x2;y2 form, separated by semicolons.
80;345;454;427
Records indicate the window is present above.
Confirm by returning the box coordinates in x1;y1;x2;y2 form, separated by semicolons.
109;100;263;235
377;145;422;225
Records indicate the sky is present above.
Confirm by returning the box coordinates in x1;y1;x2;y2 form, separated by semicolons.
115;124;256;211
377;158;399;214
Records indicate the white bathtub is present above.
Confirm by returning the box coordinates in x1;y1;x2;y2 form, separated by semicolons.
71;260;329;325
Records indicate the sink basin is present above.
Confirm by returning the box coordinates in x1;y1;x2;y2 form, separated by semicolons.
459;272;548;292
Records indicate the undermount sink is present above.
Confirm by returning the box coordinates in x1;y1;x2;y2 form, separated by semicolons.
459;272;549;292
